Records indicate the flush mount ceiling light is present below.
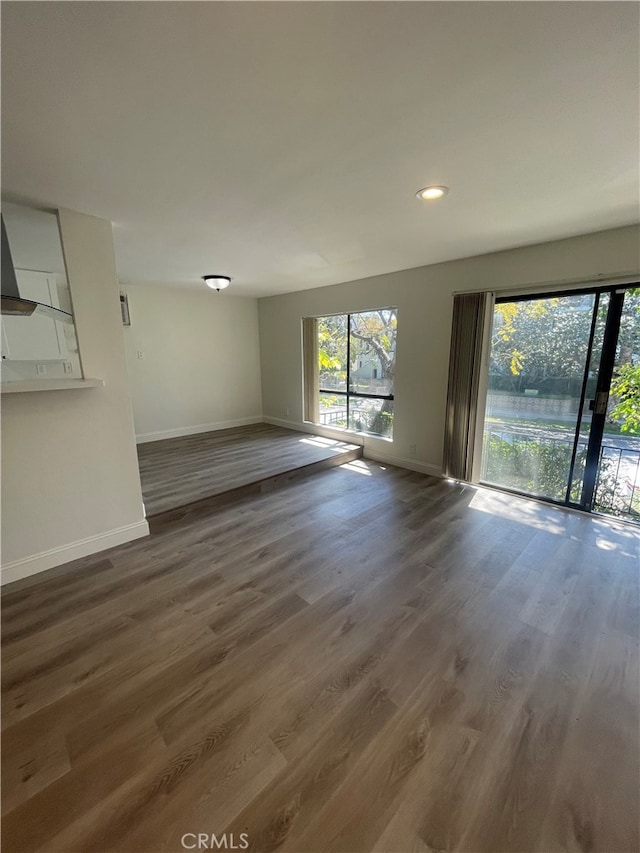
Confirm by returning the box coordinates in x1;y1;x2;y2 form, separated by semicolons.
203;275;231;292
416;185;449;201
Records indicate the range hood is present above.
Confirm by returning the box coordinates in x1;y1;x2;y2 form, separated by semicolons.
1;215;73;323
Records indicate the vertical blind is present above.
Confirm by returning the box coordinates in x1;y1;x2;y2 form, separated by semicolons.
443;292;493;481
302;317;319;424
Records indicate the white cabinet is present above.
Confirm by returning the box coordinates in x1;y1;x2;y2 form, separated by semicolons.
1;270;68;361
1;322;10;361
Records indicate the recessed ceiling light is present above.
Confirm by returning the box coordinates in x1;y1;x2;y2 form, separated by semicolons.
203;275;231;292
416;185;449;201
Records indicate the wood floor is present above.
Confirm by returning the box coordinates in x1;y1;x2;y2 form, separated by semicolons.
136;423;361;516
2;460;639;853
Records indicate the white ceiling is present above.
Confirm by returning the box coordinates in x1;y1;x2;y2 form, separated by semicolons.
2;2;639;298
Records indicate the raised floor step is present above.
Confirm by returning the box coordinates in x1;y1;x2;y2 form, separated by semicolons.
137;423;362;524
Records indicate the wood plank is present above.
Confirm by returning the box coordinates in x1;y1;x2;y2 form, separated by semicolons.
137;423;361;516
1;460;638;853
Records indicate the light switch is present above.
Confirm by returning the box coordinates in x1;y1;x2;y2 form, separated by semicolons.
137;350;144;360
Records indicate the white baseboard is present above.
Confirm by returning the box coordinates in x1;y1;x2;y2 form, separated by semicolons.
362;446;442;478
0;520;150;586
263;416;442;477
136;415;264;444
263;416;365;445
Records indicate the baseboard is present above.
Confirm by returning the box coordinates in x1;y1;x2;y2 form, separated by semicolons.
263;416;365;446
362;446;443;478
136;415;264;444
263;416;442;477
0;520;150;586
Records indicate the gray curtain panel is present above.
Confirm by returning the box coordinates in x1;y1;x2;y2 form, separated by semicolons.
443;292;491;481
302;317;319;424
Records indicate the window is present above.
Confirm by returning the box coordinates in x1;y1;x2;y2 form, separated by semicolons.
303;309;397;438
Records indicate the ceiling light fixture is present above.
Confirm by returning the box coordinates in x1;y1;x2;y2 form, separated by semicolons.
416;185;449;201
203;275;231;292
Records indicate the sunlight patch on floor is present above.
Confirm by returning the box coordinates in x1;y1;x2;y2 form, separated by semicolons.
468;487;569;536
341;459;372;475
298;435;357;452
299;436;340;448
591;519;640;556
467;484;640;556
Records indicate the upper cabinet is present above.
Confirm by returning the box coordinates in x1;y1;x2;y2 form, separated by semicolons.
2;271;69;361
1;203;83;383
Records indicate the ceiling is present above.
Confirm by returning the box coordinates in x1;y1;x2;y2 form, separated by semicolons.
2;2;639;298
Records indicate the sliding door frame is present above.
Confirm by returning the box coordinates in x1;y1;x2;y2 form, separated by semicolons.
477;281;639;516
579;290;626;511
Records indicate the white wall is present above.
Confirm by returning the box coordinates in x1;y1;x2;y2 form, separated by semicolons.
258;225;640;476
123;284;262;442
1;210;148;585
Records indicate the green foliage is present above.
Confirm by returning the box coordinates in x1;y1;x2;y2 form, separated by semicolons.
353;406;393;438
317;310;397;437
593;456;640;518
494;302;518;342
483;434;574;501
318;315;348;387
490;289;640;400
610;360;640;435
317;310;397;383
485;288;640;520
318;350;342;371
509;348;525;375
490;295;596;395
483;434;640;519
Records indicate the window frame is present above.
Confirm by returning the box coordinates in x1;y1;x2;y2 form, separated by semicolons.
309;308;396;437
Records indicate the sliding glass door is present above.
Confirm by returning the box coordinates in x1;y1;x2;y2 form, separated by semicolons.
481;286;640;521
591;290;640;517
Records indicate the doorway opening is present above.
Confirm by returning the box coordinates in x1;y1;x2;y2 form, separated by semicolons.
481;285;640;522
